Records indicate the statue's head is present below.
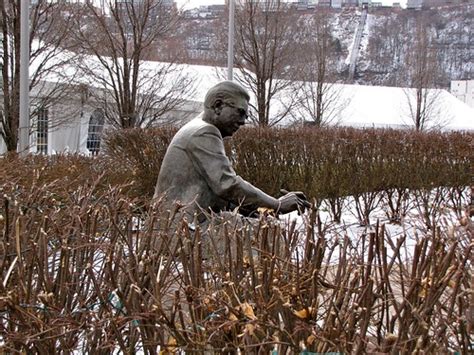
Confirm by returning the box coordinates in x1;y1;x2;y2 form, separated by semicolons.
203;81;250;137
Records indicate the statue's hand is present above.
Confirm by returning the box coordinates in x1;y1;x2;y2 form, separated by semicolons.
277;190;310;214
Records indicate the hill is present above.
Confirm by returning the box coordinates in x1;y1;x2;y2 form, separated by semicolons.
178;4;473;89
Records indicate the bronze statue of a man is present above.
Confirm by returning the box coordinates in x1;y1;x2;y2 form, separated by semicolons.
154;81;308;223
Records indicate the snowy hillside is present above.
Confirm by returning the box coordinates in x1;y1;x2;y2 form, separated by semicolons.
183;4;473;88
354;4;473;87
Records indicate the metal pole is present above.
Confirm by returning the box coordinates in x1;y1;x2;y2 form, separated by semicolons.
227;0;235;81
19;0;30;154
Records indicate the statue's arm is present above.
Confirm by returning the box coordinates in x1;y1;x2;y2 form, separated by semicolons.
187;128;279;211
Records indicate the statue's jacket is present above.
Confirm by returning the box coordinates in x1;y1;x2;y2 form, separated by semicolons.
154;116;273;223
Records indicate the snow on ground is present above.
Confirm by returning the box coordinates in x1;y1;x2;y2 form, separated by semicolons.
279;189;469;264
358;13;373;60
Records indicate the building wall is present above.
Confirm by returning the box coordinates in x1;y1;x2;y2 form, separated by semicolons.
466;80;474;108
0;81;200;155
451;80;474;109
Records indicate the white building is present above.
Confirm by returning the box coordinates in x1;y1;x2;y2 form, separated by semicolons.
451;80;474;109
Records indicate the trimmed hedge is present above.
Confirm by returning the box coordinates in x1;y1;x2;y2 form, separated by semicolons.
102;126;473;200
102;126;176;198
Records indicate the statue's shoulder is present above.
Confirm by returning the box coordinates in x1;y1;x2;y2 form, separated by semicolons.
179;117;220;138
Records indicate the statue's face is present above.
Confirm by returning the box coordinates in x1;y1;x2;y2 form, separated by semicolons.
214;96;249;137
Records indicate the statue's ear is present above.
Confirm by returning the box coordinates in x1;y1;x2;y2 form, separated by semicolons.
214;100;223;115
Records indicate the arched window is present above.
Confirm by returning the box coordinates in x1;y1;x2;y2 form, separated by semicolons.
87;109;105;156
37;106;49;154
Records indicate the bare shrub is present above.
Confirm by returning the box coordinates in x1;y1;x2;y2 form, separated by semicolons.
102;127;176;199
0;154;472;353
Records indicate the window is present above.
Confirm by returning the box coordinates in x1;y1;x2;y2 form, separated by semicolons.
36;107;48;154
87;109;105;156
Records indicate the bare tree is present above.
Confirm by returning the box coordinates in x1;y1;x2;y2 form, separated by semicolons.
402;14;445;131
293;9;348;126
233;0;299;126
0;0;78;152
69;0;194;129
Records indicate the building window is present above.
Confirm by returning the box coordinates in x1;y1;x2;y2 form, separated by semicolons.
87;109;105;156
37;107;48;154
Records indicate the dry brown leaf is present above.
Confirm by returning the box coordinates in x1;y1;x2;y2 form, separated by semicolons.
159;336;177;354
257;207;275;215
307;334;316;345
228;311;238;322
241;302;257;320
294;308;309;319
245;323;256;336
419;277;432;298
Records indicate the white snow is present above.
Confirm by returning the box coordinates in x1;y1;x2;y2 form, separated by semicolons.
280;188;469;265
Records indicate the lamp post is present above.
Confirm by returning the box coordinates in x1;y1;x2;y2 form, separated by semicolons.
227;0;235;81
19;0;30;155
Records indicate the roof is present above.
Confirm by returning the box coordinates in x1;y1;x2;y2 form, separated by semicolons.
31;44;474;131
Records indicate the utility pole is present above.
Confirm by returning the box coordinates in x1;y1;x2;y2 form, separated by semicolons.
19;0;30;154
227;0;235;81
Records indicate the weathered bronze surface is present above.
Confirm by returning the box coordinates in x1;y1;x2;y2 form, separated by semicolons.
154;81;308;222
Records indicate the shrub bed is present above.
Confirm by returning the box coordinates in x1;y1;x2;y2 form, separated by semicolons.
0;127;472;352
0;169;471;353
